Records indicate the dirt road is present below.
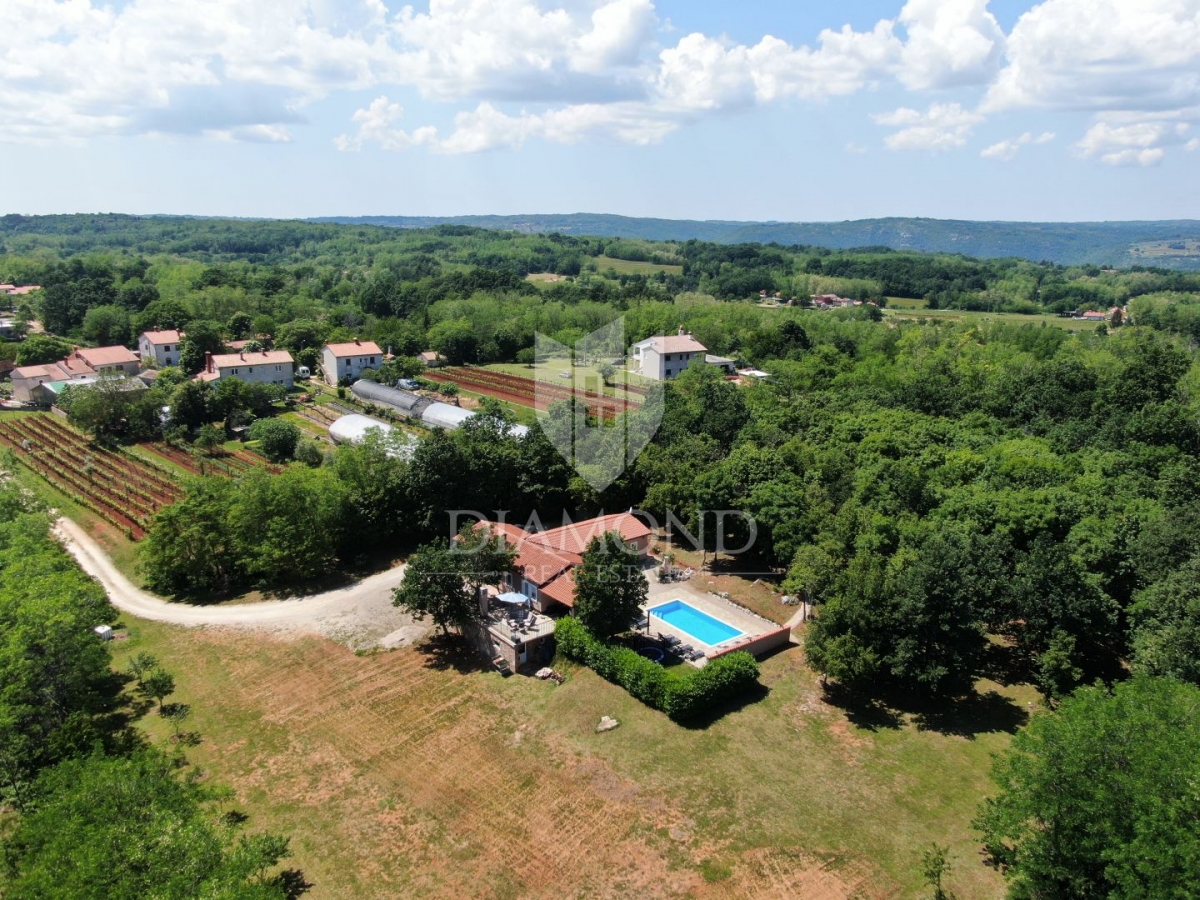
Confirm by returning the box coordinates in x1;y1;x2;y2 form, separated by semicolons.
55;518;420;646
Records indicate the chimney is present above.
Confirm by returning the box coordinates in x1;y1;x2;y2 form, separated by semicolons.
354;337;361;345
205;351;213;373
239;352;245;361
677;326;684;336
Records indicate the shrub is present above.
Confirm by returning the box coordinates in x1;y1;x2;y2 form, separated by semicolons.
555;618;760;721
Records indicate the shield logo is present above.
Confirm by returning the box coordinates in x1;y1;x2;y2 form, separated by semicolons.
534;318;664;492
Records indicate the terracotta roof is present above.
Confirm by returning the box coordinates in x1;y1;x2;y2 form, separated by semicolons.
475;522;579;586
325;340;382;358
6;286;40;295
648;334;707;354
75;346;139;367
418;351;442;361
209;350;294;368
140;330;182;345
12;363;64;381
539;570;577;607
527;512;651;557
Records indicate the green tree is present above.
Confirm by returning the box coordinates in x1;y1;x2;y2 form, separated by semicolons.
598;361;616;385
1;750;297;899
140;669;176;710
179;319;226;375
248;419;300;463
195;423;225;455
1129;556;1200;686
228;311;254;339
572;532;647;640
80;304;132;347
391;541;481;634
13;334;65;366
974;677;1200;900
140;477;240;596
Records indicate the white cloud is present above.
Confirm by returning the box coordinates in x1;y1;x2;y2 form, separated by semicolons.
1076;119;1193;166
1189;137;1200;152
896;0;1006;90
0;0;392;143
980;130;1055;160
985;0;1200;114
334;95;438;151
874;102;984;151
845;142;868;154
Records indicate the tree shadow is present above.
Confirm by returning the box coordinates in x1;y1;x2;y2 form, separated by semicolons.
819;680;1029;739
672;682;772;730
911;689;1029;738
418;632;491;675
273;869;314;899
820;681;904;732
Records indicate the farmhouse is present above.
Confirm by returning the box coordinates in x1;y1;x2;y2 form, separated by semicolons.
417;350;444;367
10;346;140;403
632;330;708;381
480;511;652;614
195;350;294;387
137;330;183;367
321;339;383;386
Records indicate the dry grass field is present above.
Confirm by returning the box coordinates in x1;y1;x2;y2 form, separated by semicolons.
112;618;1023;900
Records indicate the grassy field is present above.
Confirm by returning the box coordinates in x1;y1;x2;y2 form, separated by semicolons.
108;616;1023;900
883;305;1104;332
594;255;683;276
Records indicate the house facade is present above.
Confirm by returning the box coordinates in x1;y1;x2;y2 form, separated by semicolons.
322;340;383;386
632;331;708;381
195;350;294;387
11;347;140;403
137;330;183;367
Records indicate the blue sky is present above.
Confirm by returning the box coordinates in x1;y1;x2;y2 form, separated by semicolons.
2;0;1198;221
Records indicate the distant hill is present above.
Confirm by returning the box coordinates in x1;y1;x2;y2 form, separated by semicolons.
310;214;1200;269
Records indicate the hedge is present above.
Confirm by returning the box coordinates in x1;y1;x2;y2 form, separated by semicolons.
555;617;760;721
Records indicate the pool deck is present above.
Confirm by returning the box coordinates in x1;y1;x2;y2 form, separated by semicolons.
639;575;783;665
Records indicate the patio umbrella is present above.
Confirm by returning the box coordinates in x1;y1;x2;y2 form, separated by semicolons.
495;592;529;606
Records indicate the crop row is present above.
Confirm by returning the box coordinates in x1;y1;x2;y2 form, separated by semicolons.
0;427;153;537
10;415;181;497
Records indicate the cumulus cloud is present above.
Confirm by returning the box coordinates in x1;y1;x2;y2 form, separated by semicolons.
0;0;391;143
334;96;437;151
980;130;1055;160
896;0;1006;90
1076;119;1193;166
874;103;984;151
985;0;1200;114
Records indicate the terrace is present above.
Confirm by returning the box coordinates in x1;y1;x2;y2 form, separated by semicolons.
483;597;557;673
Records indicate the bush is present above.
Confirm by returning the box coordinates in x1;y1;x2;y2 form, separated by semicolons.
555;618;759;721
248;418;300;463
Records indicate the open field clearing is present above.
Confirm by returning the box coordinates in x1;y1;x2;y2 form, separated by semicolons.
882;306;1103;331
110;618;1016;900
595;255;684;276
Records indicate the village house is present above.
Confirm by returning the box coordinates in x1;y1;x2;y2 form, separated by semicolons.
137;330;183;367
10;346;141;403
321;339;383;386
631;329;708;381
195;349;294;387
482;512;653;615
417;350;444;367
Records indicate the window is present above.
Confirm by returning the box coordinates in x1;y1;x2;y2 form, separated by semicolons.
274;365;281;372
370;357;376;364
247;367;254;373
345;359;351;367
232;368;239;375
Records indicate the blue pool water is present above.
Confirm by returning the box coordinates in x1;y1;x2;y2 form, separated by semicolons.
649;600;743;646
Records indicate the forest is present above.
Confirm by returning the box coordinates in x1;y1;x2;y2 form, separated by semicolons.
4;214;1200;896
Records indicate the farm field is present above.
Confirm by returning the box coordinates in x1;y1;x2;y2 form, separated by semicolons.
594;254;683;276
112;618;1020;900
882;305;1104;331
423;367;642;420
0;412;181;539
488;360;651;400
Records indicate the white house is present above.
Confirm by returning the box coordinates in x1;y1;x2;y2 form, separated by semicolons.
9;346;141;403
321;339;383;386
632;330;708;381
138;330;183;367
195;350;294;387
73;346;140;377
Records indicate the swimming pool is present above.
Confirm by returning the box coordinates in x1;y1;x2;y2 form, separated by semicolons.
648;599;744;646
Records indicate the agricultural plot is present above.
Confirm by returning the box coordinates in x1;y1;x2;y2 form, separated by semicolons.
139;442;276;478
0;414;181;539
423;367;639;419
